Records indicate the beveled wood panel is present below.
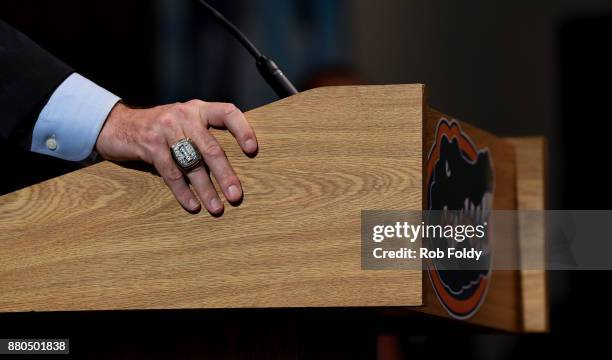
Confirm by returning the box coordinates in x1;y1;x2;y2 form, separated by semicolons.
415;107;521;331
506;137;549;332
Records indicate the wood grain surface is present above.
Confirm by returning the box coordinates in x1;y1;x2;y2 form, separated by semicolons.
506;137;549;332
0;85;424;312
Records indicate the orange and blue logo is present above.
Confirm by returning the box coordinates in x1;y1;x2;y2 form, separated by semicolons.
425;118;494;319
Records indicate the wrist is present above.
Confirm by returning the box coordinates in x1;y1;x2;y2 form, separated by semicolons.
95;102;132;160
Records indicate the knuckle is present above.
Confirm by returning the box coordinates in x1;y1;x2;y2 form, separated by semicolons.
156;113;175;128
221;102;239;115
198;185;217;199
187;99;206;107
240;129;255;142
217;171;239;185
165;167;184;182
144;130;165;146
202;143;224;157
172;102;190;118
225;175;239;186
204;191;219;203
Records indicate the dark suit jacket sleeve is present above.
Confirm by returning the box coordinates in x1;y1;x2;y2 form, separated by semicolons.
0;19;73;149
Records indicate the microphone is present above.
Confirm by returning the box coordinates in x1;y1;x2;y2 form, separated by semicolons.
196;0;299;99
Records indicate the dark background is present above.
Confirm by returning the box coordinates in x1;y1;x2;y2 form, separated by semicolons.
1;0;612;358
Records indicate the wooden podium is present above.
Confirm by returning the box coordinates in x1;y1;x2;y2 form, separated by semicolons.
0;85;547;333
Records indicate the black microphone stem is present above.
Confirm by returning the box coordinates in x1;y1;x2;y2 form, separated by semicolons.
196;0;299;99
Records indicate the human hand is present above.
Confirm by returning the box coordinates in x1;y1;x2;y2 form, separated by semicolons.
95;100;258;215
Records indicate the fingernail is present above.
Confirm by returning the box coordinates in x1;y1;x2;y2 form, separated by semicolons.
244;139;257;152
210;198;223;212
227;185;241;200
188;199;200;210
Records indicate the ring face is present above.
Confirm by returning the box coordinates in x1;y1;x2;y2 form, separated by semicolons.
171;138;202;171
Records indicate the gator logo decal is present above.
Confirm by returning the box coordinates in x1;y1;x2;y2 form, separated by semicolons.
425;118;494;319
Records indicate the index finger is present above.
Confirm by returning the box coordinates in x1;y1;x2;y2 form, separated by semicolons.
200;102;258;154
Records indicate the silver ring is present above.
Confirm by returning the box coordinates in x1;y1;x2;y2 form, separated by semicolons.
170;138;202;172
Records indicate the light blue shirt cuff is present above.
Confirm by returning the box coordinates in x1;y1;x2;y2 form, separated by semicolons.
31;73;120;161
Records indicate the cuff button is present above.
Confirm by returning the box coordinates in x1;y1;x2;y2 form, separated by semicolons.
46;138;58;151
